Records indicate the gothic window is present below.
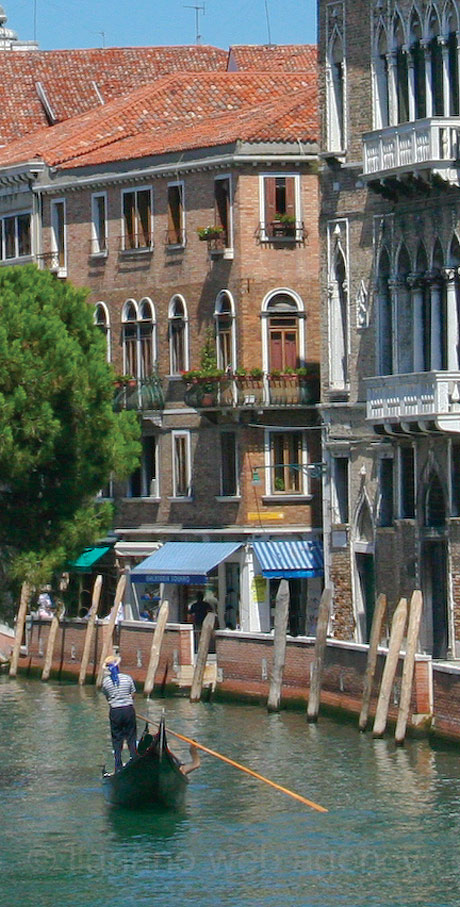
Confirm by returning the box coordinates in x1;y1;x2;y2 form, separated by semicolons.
410;10;426;119
427;7;444;115
415;244;430;372
399;445;415;518
122;300;138;378
433;239;447;370
138;298;156;379
327;31;345;151
329;241;348;387
374;25;389;127
169;295;188;375
424;473;446;527
394;15;409;123
396;245;411;374
377;248;392;376
378;457;394;527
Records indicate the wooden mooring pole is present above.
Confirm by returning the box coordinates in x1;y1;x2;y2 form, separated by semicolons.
96;575;126;688
307;588;332;723
190;611;216;703
395;590;423;745
9;582;31;678
41;604;64;682
372;596;407;738
78;574;102;685
144;600;169;697
267;579;290;713
359;593;387;732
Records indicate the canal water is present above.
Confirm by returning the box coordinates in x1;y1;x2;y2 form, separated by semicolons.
1;678;460;907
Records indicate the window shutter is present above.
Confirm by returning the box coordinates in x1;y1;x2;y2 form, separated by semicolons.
264;178;276;233
285;178;296;219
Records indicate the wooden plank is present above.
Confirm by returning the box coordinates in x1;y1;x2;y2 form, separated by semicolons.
359;593;387;732
372;597;407;738
144;600;169;697
9;582;31;678
95;575;127;688
307;588;333;723
78;574;102;685
395;590;423;745
267;579;290;713
190;611;216;703
41;605;64;682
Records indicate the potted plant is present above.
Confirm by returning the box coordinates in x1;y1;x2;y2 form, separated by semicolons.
197;225;225;242
271;213;296;238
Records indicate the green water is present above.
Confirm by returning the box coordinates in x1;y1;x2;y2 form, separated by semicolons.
1;677;460;907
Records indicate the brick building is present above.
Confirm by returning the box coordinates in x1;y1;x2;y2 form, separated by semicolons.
0;46;324;633
318;0;460;658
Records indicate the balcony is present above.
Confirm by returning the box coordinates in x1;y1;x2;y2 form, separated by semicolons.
363;118;460;191
365;371;460;434
182;371;319;410
114;375;164;412
258;220;306;243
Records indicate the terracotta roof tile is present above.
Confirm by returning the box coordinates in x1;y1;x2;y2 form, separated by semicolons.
227;44;317;73
0;71;317;171
0;46;227;143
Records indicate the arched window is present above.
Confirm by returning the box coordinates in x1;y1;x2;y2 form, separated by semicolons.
169;295;188;375
94;302;111;362
415;243;430;371
122;299;138;377
214;291;236;371
262;290;304;374
138;298;156;379
374;24;389;127
329;245;348;387
445;2;460;115
424;473;446;526
410;10;426;119
377;249;392;375
427;5;444;115
394;14;409;123
327;31;345;151
396;245;411;373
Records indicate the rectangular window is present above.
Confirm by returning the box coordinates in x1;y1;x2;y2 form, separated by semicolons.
172;431;191;498
128;436;158;498
220;431;238;496
451;443;460;516
267;431;307;495
91;193;107;254
262;175;298;240
378;457;394;527
51;200;66;273
332;456;349;523
0;212;32;261
214;177;231;247
399;446;415;518
167;183;184;245
122;187;152;250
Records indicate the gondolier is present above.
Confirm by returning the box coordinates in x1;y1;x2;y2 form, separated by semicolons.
102;654;137;772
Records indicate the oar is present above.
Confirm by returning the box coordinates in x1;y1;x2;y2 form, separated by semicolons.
136;712;327;813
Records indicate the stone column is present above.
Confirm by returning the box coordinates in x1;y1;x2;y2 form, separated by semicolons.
388;276;403;374
422;41;433;117
387;51;398;126
443;267;459;370
408;272;425;372
427;269;443;370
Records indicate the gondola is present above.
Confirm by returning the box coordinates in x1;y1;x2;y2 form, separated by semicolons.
102;714;188;809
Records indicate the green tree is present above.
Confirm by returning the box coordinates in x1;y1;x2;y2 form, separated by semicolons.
0;265;141;603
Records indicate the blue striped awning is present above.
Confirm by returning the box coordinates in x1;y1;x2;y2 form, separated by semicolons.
253;540;323;579
131;541;242;585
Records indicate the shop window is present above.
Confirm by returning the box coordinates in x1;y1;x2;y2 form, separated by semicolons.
122;187;152;250
220;431;238;496
167;183;184;246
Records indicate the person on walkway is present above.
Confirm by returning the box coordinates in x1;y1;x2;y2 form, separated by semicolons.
101;654;137;772
188;591;212;630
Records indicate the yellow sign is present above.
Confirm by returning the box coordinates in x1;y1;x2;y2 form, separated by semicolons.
252;575;267;603
247;512;285;521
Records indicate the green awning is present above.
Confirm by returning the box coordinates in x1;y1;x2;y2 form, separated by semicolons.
68;546;111;573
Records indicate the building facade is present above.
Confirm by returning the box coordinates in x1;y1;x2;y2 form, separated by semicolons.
0;58;323;634
319;0;460;658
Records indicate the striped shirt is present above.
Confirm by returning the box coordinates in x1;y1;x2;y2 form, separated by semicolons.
102;671;136;708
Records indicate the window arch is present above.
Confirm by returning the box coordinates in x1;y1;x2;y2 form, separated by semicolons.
393;13;409;123
374;23;390;127
426;4;444;115
415;243;430;372
424;472;446;527
94;302;111;362
445;1;460;114
214;290;236;372
262;289;305;374
168;294;189;375
138;297;156;379
410;8;426;119
122;299;138;377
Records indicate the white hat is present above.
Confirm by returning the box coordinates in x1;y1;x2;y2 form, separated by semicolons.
104;654;121;668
